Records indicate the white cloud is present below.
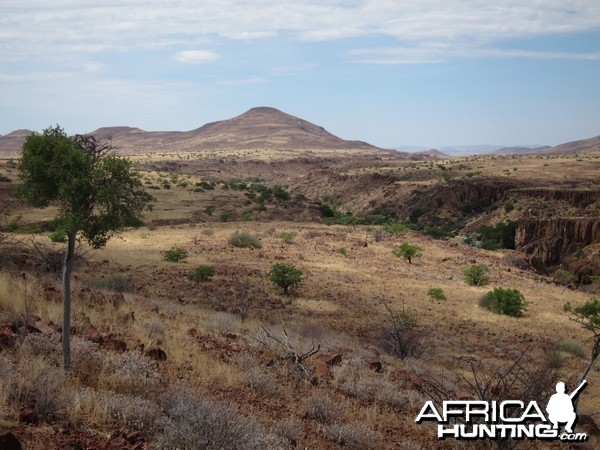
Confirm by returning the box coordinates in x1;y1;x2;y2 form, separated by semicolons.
350;44;600;64
2;1;599;60
173;50;219;64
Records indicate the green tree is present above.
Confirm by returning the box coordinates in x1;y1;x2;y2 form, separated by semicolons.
392;242;423;264
269;262;303;295
479;288;528;317
18;126;150;368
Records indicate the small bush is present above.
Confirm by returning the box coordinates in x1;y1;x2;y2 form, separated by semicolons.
219;211;232;222
556;339;586;358
325;422;382;448
240;212;252;222
269;262;303;295
162;246;189;262
157;389;281;449
463;264;490;286
338;247;348;255
427;288;447;302
188;265;215;282
49;229;67;243
279;231;296;244
393;242;423;264
303;394;341;423
228;232;262;249
479;287;528;317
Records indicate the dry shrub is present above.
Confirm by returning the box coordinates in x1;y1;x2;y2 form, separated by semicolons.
70;338;104;387
18;333;60;362
303;394;341;424
9;356;70;422
156;388;284;449
340;378;408;408
208;311;239;335
102;351;162;395
241;367;285;398
324;422;382;448
74;388;163;438
0;355;16;411
271;417;303;446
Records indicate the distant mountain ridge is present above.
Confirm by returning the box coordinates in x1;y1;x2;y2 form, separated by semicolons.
78;107;382;153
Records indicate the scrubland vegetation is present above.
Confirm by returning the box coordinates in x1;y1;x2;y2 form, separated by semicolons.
1;145;600;448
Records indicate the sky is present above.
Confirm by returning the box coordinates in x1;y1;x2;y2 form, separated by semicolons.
1;0;600;149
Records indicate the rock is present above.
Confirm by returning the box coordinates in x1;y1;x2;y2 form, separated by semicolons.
103;338;127;352
144;346;167;361
316;353;342;366
0;431;22;450
367;359;383;373
88;330;103;344
313;361;332;379
0;328;17;349
19;408;39;424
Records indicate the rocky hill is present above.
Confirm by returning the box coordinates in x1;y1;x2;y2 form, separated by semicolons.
0;107;384;155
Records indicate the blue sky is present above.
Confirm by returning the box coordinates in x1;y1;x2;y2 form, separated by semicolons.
1;1;599;149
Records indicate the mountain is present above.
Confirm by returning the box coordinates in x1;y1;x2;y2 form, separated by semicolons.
87;107;382;152
0;129;33;155
0;107;382;155
493;146;550;155
413;149;449;159
537;135;600;155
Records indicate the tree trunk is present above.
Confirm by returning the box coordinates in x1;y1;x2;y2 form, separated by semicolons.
62;229;77;369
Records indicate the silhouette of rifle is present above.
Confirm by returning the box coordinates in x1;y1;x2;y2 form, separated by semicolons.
569;380;587;400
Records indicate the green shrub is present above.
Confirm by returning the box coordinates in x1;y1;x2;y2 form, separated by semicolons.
392;242;423;264
228;232;262;249
203;205;215;216
279;231;296;244
338;247;348;255
479;288;528;317
269;262;303;294
463;264;490;286
188;265;215;282
49;230;67;243
427;288;447;302
162;246;189;262
382;223;407;235
219;212;232;222
240;212;252;222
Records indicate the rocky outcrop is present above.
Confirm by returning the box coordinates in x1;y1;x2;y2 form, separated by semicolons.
516;218;600;273
511;188;599;208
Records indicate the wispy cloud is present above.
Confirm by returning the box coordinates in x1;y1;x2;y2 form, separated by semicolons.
173;50;219;64
350;45;600;64
2;1;599;61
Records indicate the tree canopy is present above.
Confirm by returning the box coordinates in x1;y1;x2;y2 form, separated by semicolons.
18;126;150;247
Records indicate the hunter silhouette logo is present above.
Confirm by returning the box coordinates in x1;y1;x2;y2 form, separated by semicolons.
546;380;586;434
416;380;589;442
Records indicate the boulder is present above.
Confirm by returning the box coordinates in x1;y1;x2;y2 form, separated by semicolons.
0;431;22;450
